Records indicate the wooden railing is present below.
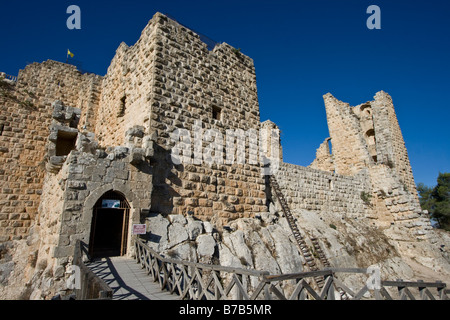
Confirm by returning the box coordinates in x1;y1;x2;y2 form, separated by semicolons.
134;237;449;300
135;237;269;300
264;268;449;300
72;240;113;300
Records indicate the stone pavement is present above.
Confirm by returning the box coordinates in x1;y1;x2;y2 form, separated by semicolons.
86;256;179;300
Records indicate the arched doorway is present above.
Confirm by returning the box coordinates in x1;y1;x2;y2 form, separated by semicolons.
89;191;130;258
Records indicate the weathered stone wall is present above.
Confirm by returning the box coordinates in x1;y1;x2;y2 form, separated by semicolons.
367;164;432;239
51;147;153;259
309;92;424;232
150;14;266;223
371;91;418;200
0;62;101;241
302;91;449;277
0;95;155;300
316;92;418;200
275;162;371;218
309;138;334;172
99;13;265;224
0;83;45;241
38;100;154;260
322;93;371;176
16;60;103;131
95;37;155;146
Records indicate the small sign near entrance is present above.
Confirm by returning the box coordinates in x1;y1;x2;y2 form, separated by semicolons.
132;224;147;235
102;199;121;208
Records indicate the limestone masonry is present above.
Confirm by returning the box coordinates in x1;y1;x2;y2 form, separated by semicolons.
0;13;449;299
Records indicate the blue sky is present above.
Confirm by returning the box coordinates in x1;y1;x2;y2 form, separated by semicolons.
1;0;449;187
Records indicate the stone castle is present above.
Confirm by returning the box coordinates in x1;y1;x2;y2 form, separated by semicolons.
1;12;449;299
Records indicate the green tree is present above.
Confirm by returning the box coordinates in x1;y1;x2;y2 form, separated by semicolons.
418;172;450;231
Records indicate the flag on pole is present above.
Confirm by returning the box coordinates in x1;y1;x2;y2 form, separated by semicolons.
67;49;74;58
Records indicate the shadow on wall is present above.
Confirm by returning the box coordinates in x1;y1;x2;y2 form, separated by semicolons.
150;142;181;215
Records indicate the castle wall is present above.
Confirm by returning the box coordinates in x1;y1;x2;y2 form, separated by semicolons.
319;92;418;201
309;138;334;172
275;162;371;218
95;26;157;147
0;62;101;241
308;92;427;239
16;61;102;131
37;99;155;260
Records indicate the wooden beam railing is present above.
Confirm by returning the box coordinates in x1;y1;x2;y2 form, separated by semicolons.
134;237;449;300
135;237;269;300
72;240;113;300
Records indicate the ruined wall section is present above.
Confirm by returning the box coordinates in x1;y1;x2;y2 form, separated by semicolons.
145;14;266;224
312;92;424;236
260;120;283;163
371;91;418;201
309;138;334;172
0;62;101;241
323;93;371;176
367;164;429;235
95;15;162;147
16;61;102;130
275;162;371;218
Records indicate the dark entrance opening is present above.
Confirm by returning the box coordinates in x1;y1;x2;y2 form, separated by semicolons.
55;130;77;156
89;191;130;258
212;105;222;121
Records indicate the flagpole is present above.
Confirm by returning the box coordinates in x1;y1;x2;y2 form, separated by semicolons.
66;49;69;63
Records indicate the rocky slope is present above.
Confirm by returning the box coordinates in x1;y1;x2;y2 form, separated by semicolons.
144;201;450;293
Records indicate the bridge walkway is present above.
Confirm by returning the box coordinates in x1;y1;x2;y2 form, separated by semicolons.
86;256;179;300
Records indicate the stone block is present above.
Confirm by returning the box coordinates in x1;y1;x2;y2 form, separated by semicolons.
196;234;216;257
53;245;75;258
187;219;203;240
115;170;129;180
129;148;145;165
67;181;86;190
168;214;187;225
168;223;189;247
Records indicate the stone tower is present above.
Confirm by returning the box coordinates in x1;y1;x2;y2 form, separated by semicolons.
316;91;417;198
310;92;426;231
